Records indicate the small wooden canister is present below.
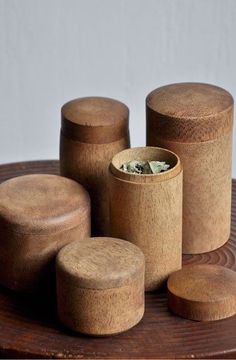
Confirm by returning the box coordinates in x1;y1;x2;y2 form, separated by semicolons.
109;147;183;291
0;174;90;292
146;83;234;254
56;237;145;336
60;97;130;236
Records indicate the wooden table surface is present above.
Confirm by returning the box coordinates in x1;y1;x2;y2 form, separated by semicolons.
0;160;235;359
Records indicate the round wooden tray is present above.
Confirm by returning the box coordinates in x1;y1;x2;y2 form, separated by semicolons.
0;160;236;359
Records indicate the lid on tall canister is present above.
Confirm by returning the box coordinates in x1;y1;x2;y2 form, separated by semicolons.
146;83;234;143
61;97;129;144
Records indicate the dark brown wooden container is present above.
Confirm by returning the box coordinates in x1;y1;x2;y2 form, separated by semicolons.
56;237;145;336
109;147;183;291
60;97;130;236
0;174;90;292
146;83;234;254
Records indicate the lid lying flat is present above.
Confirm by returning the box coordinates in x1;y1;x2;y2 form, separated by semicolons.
61;96;129;143
167;264;236;321
146;83;233;142
56;237;145;289
0;174;90;235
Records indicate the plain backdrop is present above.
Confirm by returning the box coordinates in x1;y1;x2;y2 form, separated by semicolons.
0;0;235;176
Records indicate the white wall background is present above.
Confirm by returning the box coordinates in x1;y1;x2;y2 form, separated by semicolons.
0;0;235;176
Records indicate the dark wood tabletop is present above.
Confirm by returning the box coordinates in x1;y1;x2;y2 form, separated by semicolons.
0;160;235;359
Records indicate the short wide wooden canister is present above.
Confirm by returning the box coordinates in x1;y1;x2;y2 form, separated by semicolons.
56;237;145;336
0;174;90;292
146;83;234;254
109;147;183;291
60;97;130;237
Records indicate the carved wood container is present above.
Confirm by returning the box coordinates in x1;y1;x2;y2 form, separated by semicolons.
0;174;90;292
60;97;130;236
109;147;183;291
56;237;145;336
146;83;234;254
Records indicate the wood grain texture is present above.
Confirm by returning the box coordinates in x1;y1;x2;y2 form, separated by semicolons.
156;133;232;254
146;82;233;142
109;147;183;291
56;237;144;289
56;237;145;335
60;97;130;237
167;264;236;321
0;174;91;292
146;83;233;254
0;174;90;234
0;161;236;359
61;97;129;144
60;135;129;238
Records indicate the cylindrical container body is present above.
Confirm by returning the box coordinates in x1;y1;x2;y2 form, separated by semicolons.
0;174;90;292
109;147;183;291
146;83;234;254
56;237;145;336
60;96;130;236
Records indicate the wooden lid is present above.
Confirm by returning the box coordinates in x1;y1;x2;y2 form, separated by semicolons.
167;264;236;321
56;237;145;289
109;146;182;183
0;174;90;235
146;83;234;142
61;97;129;144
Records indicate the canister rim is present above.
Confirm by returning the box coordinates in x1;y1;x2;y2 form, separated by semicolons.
109;146;182;183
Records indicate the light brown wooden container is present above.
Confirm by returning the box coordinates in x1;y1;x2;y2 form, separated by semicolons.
146;83;234;254
56;237;145;336
60;96;130;237
109;147;183;291
0;174;90;293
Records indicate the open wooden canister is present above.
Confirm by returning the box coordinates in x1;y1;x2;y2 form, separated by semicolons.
60;96;130;236
146;83;234;254
109;147;183;291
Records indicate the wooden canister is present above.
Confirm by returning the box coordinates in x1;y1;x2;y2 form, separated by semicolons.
56;237;145;336
109;147;183;291
0;174;90;292
60;96;130;236
146;83;234;254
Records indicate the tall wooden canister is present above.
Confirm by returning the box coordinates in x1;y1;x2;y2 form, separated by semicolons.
109;147;183;291
60;96;130;236
146;83;234;254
